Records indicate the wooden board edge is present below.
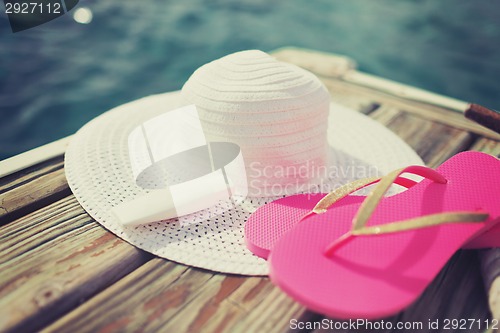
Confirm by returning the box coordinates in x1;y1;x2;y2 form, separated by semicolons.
0;136;72;179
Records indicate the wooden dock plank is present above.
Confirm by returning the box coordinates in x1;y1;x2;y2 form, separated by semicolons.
40;260;211;333
41;262;314;333
0;156;64;193
370;107;476;167
0;137;69;179
323;76;500;141
0;165;71;225
157;274;247;332
161;274;318;333
0;196;87;264
0;195;153;333
471;138;500;157
225;285;313;333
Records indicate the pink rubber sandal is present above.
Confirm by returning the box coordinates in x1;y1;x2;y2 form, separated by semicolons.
267;151;500;319
245;151;500;259
245;177;417;259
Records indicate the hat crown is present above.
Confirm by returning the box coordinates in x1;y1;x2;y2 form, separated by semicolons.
181;50;331;197
181;50;330;113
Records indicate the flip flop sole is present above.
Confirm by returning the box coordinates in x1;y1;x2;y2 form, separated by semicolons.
268;212;489;319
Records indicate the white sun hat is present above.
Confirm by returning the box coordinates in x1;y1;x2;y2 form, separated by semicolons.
64;50;423;276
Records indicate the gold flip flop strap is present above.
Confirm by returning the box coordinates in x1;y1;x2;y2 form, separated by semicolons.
324;211;489;256
353;211;489;236
303;172;421;220
311;177;380;214
323;165;489;256
352;165;447;231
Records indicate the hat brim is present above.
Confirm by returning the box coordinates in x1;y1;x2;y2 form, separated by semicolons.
65;91;423;276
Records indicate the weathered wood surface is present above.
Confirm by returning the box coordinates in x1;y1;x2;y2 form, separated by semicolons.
0;156;71;225
0;47;499;333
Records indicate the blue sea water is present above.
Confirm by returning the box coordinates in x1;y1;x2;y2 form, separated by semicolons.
0;0;499;160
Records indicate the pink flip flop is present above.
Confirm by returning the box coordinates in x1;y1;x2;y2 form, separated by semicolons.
245;177;418;259
267;151;500;319
245;152;500;259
